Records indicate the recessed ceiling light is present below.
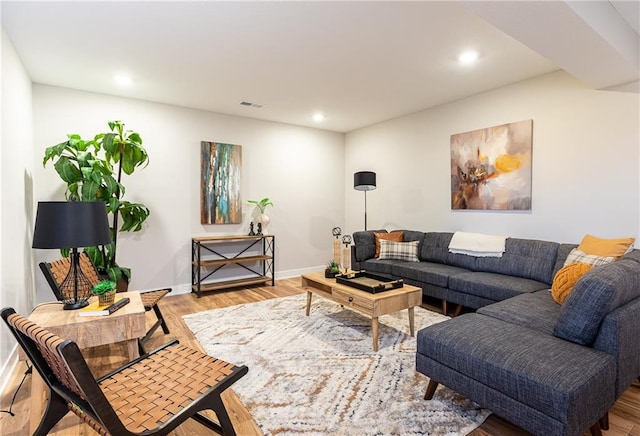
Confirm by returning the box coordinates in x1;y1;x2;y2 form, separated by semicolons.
114;74;132;86
457;51;479;65
313;113;325;122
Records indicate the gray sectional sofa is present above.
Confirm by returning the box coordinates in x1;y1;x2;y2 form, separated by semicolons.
350;230;640;436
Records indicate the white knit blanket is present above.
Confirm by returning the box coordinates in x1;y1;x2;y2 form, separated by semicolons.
448;231;508;257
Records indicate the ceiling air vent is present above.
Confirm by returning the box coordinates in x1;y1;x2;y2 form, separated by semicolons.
240;101;264;109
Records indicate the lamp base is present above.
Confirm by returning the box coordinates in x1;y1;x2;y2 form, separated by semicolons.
63;299;90;310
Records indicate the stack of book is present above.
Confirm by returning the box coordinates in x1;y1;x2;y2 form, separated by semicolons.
78;296;130;317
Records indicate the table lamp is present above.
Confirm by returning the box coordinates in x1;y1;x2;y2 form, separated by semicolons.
32;201;112;309
354;171;376;231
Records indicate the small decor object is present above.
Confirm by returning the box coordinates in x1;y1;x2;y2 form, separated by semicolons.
201;141;242;224
451;119;532;210
92;280;117;306
354;171;376;230
248;197;273;234
342;234;352;272
332;227;342;266
325;260;341;278
256;222;263;236
248;222;256;236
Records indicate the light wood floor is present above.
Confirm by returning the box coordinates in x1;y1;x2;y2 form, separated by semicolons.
1;277;640;435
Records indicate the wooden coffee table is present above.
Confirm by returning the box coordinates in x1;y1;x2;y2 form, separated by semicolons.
301;272;422;351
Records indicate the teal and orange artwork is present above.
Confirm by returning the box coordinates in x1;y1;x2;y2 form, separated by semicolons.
201;141;242;224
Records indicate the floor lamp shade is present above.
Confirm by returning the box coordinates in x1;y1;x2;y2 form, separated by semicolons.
354;171;377;191
33;201;112;309
354;171;376;231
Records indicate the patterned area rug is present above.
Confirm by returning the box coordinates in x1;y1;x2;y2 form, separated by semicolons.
183;294;490;435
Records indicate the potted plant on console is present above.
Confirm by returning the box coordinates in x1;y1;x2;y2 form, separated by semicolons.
43;120;150;291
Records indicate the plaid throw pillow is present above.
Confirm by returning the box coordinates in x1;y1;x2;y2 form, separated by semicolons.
564;248;616;267
378;240;420;262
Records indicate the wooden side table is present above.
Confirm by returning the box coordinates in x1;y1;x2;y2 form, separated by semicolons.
25;291;146;434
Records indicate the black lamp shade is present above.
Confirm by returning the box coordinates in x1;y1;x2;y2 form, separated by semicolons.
354;171;376;191
33;201;112;249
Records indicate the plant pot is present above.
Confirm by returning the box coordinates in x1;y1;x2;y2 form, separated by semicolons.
325;269;339;278
259;213;270;234
116;275;129;293
98;291;116;306
98;274;129;293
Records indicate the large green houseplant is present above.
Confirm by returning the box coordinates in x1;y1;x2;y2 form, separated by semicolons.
43;120;150;285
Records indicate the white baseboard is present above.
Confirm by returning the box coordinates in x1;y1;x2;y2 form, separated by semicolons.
0;346;18;400
163;267;325;298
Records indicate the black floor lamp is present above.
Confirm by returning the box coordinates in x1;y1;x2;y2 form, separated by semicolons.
32;201;112;309
354;171;376;231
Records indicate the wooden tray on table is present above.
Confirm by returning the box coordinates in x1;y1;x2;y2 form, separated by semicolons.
335;271;404;294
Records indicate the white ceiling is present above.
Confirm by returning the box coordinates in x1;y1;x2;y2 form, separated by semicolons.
2;1;638;133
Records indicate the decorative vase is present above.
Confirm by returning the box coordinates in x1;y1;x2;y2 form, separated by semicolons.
98;290;116;306
259;213;270;234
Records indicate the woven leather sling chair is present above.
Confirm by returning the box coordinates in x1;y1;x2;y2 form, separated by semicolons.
1;307;248;436
39;252;171;354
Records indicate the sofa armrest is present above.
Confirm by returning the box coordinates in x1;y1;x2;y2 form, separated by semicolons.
593;296;640;397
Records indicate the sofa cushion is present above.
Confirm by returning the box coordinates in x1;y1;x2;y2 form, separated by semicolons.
448;271;550;302
551;262;593;304
554;258;640;345
564;248;616;267
374;231;403;257
593;297;640;397
477;290;560;335
552;243;578;278
392;261;469;288
622;249;640;265
417;313;616;432
398;229;426;243
353;230;387;262
578;234;635;257
359;258;396;275
473;238;559;284
378;240;419;262
420;232;478;270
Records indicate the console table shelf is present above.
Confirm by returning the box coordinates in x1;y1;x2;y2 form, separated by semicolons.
191;235;275;297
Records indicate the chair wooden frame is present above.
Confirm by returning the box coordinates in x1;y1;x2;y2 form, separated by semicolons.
39;252;171;353
2;307;248;436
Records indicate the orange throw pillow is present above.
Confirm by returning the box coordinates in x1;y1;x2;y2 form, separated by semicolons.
551;262;593;304
374;232;404;257
577;234;635;258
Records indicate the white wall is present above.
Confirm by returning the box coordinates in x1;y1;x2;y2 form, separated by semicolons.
33;85;345;301
345;71;640;244
0;29;35;392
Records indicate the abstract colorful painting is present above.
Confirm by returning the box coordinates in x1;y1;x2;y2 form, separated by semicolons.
451;120;532;210
201;141;242;224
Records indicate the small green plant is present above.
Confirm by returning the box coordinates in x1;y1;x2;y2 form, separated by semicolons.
247;197;273;214
326;260;340;273
92;280;116;296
